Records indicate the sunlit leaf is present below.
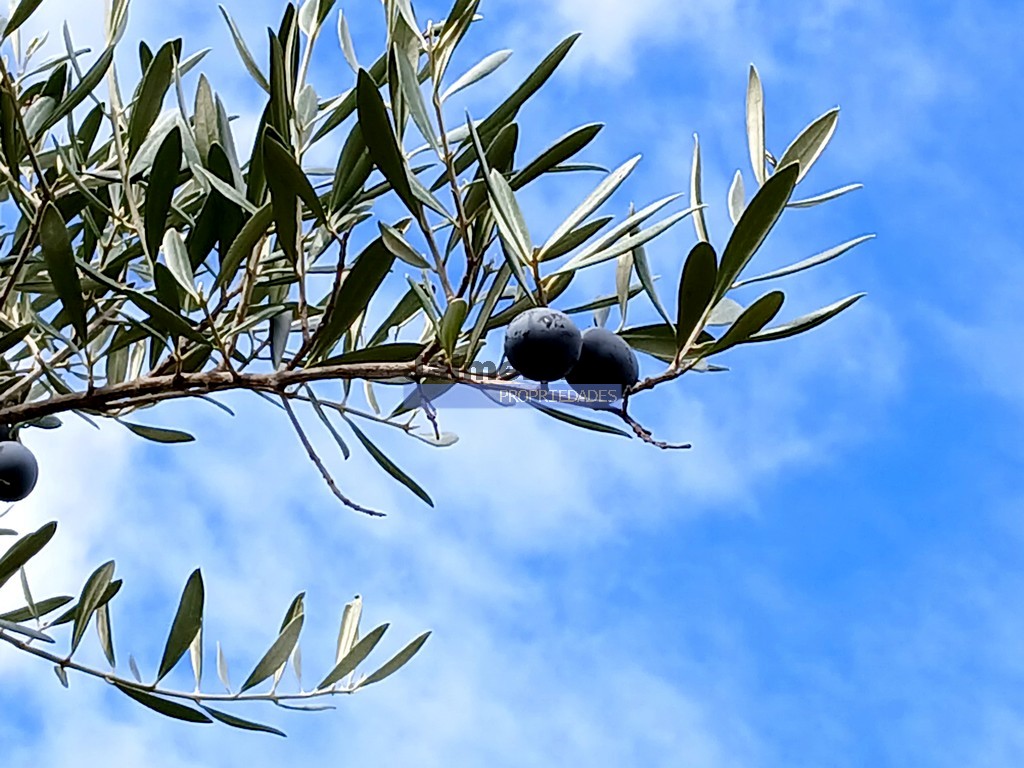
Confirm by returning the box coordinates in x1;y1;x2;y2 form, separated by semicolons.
0;522;57;592
776;107;839;183
156;568;204;683
746;293;865;343
71;560;115;654
239;615;304;692
746;65;766;185
317;622;388;689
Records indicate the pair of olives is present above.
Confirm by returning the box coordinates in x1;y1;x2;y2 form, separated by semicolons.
0;439;39;502
503;308;639;400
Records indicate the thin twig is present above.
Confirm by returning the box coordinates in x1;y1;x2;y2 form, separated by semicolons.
279;396;385;517
0;628;358;702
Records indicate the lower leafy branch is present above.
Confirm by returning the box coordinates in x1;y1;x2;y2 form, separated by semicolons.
0;523;430;736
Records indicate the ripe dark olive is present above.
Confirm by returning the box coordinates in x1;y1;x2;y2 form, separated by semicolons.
0;440;38;502
566;327;640;404
503;307;583;382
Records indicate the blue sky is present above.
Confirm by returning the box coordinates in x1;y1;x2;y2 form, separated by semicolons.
2;0;1023;765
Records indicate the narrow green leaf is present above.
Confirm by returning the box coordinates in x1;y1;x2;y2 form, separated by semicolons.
119;421;195;443
304;390;351;460
561;282;643;316
44;47;114;131
440;298;468;358
334;595;362;670
193;74;217;162
627;207;672;328
465;262;509;360
216;203;274;292
77;259;209;345
441;49;512;102
550;193;682;266
539;216;613;263
316;622;388;689
728;170;745;224
216;641;232;692
788;183;863;209
337;10;359;71
3;0;45;38
309;237;396;361
129;41;176;157
690;134;709;242
71;560;115;655
527;401;631;437
746;65;766;185
129;654;142;682
705;290;785;355
539;155;642;258
393;45;438;155
776;107;839;183
553;206;701;276
263;133;327;224
715;163;799;303
358;630;431;687
0;618;55;642
746;293;865;343
162;229;198;301
239;614;304;692
39;203;87;342
113;682;212;723
193;165;257;214
270;310;292;368
511;123;602;190
95;603;115;667
318;342;425;366
0;522;57;592
621;323;712;363
218;5;270;92
356;68;419;217
156;568;204;683
330;122;372;211
345;418;433;507
470;34;580;151
200;706;285;737
676;242;718;353
733;234;874;288
50;580;123;627
0;595;72;622
144;126;182;259
379;222;430;269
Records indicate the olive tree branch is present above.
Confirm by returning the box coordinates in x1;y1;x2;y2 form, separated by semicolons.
0;627;360;703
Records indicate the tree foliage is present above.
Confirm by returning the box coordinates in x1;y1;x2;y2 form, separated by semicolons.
0;0;870;734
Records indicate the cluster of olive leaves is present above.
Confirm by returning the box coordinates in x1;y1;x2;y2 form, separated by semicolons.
0;0;870;735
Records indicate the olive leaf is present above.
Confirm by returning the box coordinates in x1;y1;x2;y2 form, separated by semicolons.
357;630;431;688
714;163;799;303
776;107;839;183
344;418;433;507
114;682;212;723
240;614;304;692
675;242;718;354
39;204;88;342
0;522;57;591
316;623;388;690
746;64;767;186
156;568;204;683
70;560;116;655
